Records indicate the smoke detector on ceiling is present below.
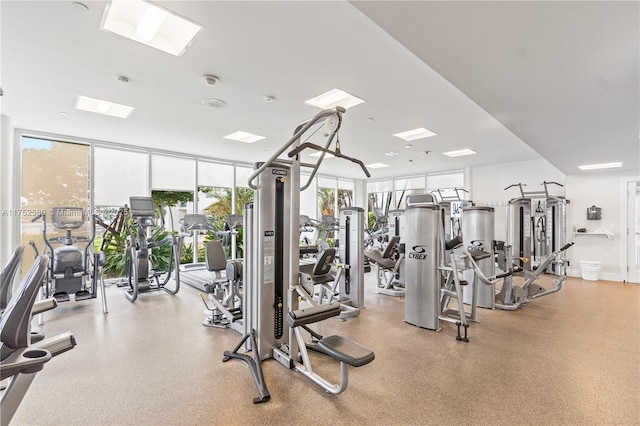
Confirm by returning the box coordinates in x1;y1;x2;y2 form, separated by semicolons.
202;75;220;87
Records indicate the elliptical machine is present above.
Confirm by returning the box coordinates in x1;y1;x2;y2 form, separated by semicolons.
31;208;108;314
123;197;182;303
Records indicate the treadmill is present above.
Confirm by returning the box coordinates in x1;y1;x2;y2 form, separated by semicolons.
179;214;221;292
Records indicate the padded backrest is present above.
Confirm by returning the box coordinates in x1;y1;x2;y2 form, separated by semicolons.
312;248;336;276
382;236;400;259
226;261;242;281
0;246;24;310
205;240;227;272
0;256;48;361
445;236;463;251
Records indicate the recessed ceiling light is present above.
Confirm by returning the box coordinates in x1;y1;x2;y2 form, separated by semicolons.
578;162;622;171
443;148;476;157
263;96;276;103
202;98;228;108
75;95;135;118
309;151;335;159
305;88;365;110
366;163;390;169
101;0;203;56
393;127;437;142
224;131;265;144
404;144;413;149
385;151;398;157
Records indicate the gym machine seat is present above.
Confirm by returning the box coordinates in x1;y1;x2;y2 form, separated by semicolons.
1;256;77;425
285;302;375;394
205;240;232;288
315;335;376;368
299;248;337;296
364;235;400;270
365;235;405;297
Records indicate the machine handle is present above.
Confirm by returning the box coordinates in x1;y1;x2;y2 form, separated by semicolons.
559;242;574;252
148;235;174;249
247;108;345;190
287;142;370;178
28;240;39;257
31;213;44;223
504;183;525;191
494;269;514;279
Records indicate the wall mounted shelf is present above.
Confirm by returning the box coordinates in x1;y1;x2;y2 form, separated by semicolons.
572;232;612;237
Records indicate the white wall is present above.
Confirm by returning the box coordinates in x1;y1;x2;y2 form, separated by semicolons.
565;171;640;281
470;158;564;241
470;158;639;282
1;115;15;266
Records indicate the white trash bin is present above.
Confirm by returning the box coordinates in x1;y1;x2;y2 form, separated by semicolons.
579;261;602;281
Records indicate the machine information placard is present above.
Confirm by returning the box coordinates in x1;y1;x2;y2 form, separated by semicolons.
451;201;463;217
263;231;274;285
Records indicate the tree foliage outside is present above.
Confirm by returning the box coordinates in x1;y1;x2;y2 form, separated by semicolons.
318;187;335;217
21;138;89;212
367;191;392;230
151;190;193;232
338;189;353;210
203;187;253;228
200;187;253;258
20;138;90;276
151;191;193;210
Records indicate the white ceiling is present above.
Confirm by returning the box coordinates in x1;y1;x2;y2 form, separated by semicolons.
1;1;638;180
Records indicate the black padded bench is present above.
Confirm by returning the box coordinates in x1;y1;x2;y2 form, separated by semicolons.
286;303;375;369
312;335;375;367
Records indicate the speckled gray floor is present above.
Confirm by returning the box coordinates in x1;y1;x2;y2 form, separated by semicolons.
8;272;640;425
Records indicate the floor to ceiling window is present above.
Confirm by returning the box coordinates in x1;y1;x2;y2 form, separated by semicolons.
20;135;90;276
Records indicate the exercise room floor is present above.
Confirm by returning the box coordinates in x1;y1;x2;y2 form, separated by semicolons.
9;272;640;425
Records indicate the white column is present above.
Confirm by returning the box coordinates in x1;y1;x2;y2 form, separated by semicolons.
1;115;15;265
354;179;367;210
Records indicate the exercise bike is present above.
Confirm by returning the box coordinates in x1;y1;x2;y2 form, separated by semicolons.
123;197;182;303
31;207;108;314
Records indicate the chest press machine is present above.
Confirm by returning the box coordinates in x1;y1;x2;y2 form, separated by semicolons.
222;107;374;402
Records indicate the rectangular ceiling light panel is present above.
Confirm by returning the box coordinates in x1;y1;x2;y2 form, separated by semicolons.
578;162;622;171
309;151;335;158
304;88;365;110
75;95;135;118
393;127;437;141
443;148;476;157
366;163;390;169
224;131;265;144
101;0;203;56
